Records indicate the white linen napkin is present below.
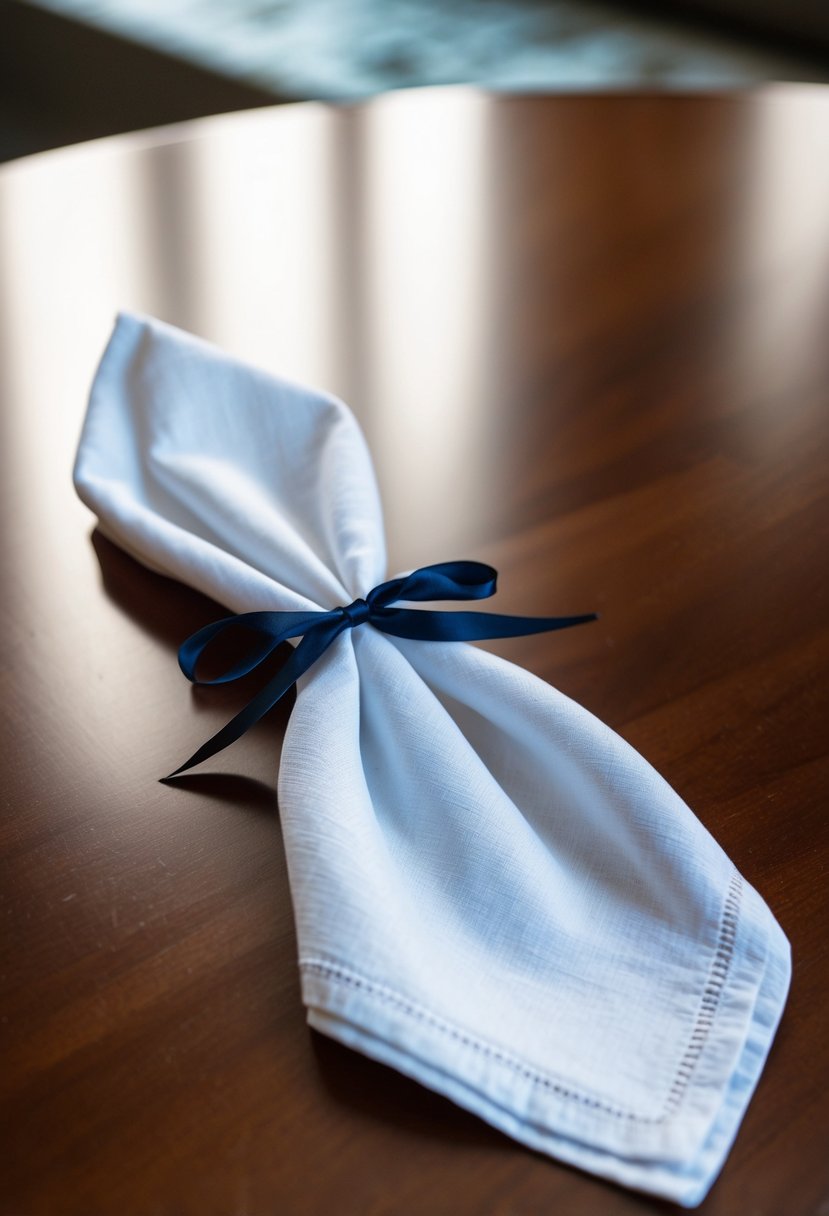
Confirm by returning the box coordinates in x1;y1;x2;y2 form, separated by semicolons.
73;312;790;1206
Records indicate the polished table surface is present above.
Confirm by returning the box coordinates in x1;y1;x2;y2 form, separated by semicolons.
1;87;828;1215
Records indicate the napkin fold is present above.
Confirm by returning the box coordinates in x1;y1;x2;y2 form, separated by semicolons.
74;313;790;1206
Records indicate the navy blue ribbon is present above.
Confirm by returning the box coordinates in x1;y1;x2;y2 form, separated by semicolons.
164;560;596;779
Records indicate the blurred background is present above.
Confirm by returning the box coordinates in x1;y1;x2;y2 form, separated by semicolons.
2;0;829;162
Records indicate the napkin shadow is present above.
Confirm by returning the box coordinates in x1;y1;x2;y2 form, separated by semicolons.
91;527;233;649
90;528;295;793
309;1029;514;1153
309;1032;680;1208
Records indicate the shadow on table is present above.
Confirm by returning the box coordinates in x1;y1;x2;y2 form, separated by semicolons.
162;769;279;813
310;1030;681;1210
89;527;294;808
309;1028;513;1152
92;526;233;648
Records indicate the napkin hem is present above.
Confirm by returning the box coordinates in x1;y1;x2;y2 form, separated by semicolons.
302;957;640;1119
300;888;790;1208
298;867;746;1128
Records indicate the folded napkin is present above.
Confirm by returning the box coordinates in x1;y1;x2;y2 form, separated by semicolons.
74;313;790;1206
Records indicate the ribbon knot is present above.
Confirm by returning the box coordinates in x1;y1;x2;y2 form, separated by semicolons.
340;597;371;628
164;560;596;781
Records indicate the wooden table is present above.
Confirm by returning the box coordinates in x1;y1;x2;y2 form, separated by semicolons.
1;88;827;1215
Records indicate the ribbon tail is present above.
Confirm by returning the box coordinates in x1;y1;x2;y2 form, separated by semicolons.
374;607;599;643
162;626;340;780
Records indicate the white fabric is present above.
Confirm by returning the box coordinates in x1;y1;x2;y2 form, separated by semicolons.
74;312;790;1206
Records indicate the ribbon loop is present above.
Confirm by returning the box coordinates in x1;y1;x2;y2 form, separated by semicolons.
163;560;597;780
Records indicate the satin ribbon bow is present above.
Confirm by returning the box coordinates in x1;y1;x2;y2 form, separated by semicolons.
165;560;596;779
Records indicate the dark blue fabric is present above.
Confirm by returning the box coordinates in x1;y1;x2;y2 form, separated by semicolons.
164;561;596;779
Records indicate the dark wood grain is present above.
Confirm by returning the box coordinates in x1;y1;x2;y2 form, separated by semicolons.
1;89;827;1216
